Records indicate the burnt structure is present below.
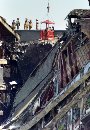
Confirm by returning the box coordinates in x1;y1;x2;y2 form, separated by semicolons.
0;16;20;42
0;16;20;124
0;9;90;130
2;9;90;130
1;10;90;130
0;16;61;125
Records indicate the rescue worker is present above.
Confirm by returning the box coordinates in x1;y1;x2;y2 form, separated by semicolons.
16;18;20;30
29;20;33;30
24;18;29;30
12;20;16;30
36;19;39;30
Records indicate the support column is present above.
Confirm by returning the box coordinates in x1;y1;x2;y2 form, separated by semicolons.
58;49;61;70
61;51;69;86
59;53;63;89
67;44;73;80
88;50;90;60
51;108;55;118
71;42;78;75
41;117;45;129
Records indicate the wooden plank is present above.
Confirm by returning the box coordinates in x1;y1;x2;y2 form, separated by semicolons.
43;84;90;130
0;17;20;41
0;59;7;64
18;71;90;130
0;85;6;90
0;110;3;115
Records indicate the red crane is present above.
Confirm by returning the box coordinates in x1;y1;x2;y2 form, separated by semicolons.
40;1;55;41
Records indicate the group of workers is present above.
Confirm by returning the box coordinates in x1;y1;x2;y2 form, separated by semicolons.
12;18;39;30
12;18;20;30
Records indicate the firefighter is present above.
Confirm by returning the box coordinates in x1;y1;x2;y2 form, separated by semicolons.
29;20;33;30
24;18;29;30
16;18;20;30
36;19;39;30
12;20;16;30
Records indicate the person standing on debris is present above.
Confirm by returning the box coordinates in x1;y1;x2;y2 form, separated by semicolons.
36;19;39;30
24;18;29;30
29;20;33;30
12;20;16;30
16;18;20;30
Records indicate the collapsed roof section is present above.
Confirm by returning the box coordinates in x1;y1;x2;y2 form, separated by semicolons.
0;16;20;42
13;43;59;114
66;9;90;38
67;9;90;18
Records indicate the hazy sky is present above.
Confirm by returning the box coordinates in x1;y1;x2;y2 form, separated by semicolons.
0;0;89;30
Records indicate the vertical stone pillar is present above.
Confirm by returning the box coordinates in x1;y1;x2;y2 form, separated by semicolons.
88;48;90;60
71;42;78;75
67;44;73;80
71;108;73;130
41;117;45;129
80;98;84;119
58;49;61;70
57;50;62;92
60;53;63;89
61;51;69;86
51;108;55;118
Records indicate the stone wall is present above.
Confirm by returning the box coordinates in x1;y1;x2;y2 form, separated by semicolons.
76;42;90;69
81;19;90;39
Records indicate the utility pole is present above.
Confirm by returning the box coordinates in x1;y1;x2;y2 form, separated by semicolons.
47;1;50;14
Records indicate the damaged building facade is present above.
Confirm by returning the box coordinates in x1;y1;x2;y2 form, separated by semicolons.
0;15;64;126
0;16;55;124
0;16;21;124
1;9;90;130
